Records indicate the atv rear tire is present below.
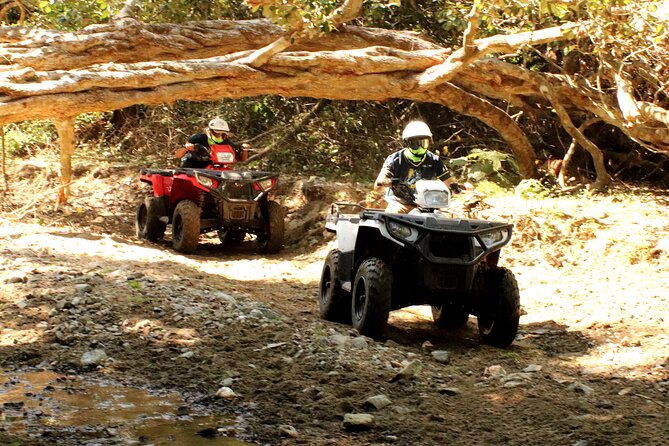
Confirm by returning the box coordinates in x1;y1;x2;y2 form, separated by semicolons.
476;267;520;348
351;258;392;338
431;303;470;328
136;197;166;241
257;200;284;254
172;200;201;254
319;250;351;323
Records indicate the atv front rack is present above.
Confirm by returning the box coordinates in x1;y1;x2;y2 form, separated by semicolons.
327;201;514;266
175;167;277;183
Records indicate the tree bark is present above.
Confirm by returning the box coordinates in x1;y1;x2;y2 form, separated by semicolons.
539;83;611;191
1;126;7;194
559;117;601;189
1;17;668;195
55;117;76;206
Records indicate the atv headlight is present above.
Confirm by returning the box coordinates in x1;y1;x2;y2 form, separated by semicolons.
388;221;417;242
480;230;504;247
254;178;276;191
196;174;214;188
422;190;450;208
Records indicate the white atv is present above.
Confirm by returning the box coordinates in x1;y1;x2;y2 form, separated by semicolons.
319;180;520;347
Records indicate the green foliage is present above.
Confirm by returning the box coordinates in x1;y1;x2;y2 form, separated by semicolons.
448;149;521;187
33;0;115;29
260;99;427;177
253;0;340;33
2;121;57;158
128;280;141;289
363;0;468;46
474;179;511;195
514;178;552;199
136;0;255;23
26;0;255;28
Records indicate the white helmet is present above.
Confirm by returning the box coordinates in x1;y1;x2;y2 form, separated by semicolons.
208;117;230;133
402;120;432;141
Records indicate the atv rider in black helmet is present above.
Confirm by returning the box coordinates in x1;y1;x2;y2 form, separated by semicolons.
374;120;456;213
175;117;250;168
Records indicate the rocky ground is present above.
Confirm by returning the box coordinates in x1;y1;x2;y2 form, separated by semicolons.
0;162;668;445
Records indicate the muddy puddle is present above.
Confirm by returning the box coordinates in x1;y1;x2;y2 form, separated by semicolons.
0;370;253;445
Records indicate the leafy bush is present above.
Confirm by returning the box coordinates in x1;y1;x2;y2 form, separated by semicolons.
447;149;521;187
2;121;58;158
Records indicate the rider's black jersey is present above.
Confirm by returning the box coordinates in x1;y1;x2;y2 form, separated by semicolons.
379;149;450;204
181;132;242;168
187;132;242;156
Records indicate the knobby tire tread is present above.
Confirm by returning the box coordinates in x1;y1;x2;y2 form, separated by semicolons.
352;258;392;338
478;267;520;348
260;200;285;254
319;250;350;322
137;197;166;241
172;200;201;254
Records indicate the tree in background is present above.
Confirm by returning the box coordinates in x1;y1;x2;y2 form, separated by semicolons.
1;0;668;202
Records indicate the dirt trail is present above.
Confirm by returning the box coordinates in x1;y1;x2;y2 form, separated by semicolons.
0;163;668;445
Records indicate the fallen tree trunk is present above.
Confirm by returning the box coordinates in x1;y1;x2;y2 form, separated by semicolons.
1;16;667;201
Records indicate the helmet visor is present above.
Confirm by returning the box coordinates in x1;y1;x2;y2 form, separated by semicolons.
406;137;431;150
210;130;227;139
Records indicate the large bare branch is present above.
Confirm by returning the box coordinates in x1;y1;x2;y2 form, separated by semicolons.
0;59;539;178
236;0;363;67
456;59;669;152
616;72;669;126
1;126;7;193
55;117;76;206
2;15;669;198
0;47;444;99
0;20;437;72
114;0;140;20
539;83;611;191
413;21;589;91
559;117;601;189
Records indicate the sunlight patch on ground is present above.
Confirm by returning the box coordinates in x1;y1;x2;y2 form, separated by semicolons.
1;217;330;287
199;254;327;284
0;328;44;346
389;305;433;324
571;341;669;378
120;319;199;346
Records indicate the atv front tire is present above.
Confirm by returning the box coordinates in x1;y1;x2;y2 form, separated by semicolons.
351;258;392;338
172;200;201;254
476;267;520;348
319;250;351;323
136;197;166;241
257;200;285;254
431;303;470;328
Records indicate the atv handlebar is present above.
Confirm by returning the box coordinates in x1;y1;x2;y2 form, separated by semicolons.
329;202;370;216
389;178;464;196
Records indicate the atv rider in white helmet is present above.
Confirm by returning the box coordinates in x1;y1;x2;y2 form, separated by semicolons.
175;117;250;168
374;120;456;213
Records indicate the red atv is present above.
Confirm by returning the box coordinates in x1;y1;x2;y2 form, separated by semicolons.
136;143;285;254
